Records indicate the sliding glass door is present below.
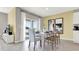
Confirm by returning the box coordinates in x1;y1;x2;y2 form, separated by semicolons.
26;20;32;29
25;20;32;39
25;19;40;40
21;12;41;40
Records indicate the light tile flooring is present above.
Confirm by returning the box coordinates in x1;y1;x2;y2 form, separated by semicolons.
0;38;79;51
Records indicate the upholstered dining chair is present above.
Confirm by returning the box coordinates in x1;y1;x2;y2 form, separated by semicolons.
35;31;42;47
44;31;55;49
54;31;60;46
44;31;50;45
44;31;60;49
28;29;42;50
48;31;57;49
49;31;60;48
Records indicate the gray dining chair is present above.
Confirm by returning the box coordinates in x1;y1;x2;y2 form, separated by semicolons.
28;29;42;50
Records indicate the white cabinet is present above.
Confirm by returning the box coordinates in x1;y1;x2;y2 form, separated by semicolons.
2;34;14;43
73;12;79;24
73;31;79;43
73;12;79;43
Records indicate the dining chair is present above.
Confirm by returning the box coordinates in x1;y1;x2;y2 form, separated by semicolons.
35;31;42;47
44;31;50;45
54;31;60;46
44;31;60;50
28;29;42;50
48;31;57;49
44;31;55;49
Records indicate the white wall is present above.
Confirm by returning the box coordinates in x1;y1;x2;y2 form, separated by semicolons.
15;7;22;42
0;12;8;38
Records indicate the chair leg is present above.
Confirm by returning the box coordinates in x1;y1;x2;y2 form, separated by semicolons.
55;40;56;48
43;40;45;48
28;41;30;48
59;38;60;44
52;42;54;49
48;40;49;45
56;39;58;47
34;41;36;51
40;40;42;47
57;37;60;45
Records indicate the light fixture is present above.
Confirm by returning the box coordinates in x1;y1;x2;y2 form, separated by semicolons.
45;8;49;10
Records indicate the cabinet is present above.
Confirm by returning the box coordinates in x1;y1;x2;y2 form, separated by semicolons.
73;12;79;24
73;31;79;43
2;34;14;43
73;12;79;43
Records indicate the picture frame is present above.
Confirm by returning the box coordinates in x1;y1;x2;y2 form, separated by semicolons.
48;19;55;31
48;18;63;34
55;18;63;34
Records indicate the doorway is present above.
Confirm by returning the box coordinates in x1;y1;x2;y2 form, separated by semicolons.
21;12;41;41
24;19;40;40
25;20;33;40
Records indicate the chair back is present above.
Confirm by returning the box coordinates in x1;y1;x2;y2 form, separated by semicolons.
35;31;40;37
29;29;35;42
29;29;41;42
44;31;50;38
49;31;54;36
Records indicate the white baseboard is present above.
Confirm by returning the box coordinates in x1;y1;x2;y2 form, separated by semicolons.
60;37;73;41
73;40;79;43
14;40;24;43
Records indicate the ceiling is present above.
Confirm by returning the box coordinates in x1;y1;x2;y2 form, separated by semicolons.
0;7;12;13
21;7;79;17
0;7;79;17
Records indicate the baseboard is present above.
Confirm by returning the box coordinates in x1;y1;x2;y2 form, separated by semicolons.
60;37;73;41
14;40;24;43
73;40;79;43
